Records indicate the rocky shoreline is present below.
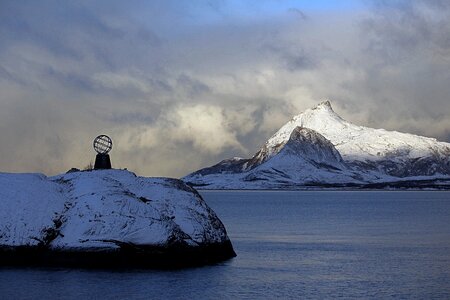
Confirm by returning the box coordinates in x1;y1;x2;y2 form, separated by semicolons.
0;241;236;269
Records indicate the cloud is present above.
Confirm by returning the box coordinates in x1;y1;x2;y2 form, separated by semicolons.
92;71;151;93
166;104;245;154
350;0;450;127
288;8;307;20
0;0;449;177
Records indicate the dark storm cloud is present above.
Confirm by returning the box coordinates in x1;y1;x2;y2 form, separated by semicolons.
263;43;317;71
288;8;307;20
176;74;211;97
362;0;450;63
0;1;125;60
349;0;450;132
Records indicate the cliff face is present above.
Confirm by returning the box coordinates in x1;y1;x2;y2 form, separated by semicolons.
183;101;450;189
246;127;346;171
0;170;235;268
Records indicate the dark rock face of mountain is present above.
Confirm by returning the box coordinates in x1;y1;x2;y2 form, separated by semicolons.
243;126;344;171
183;101;450;189
278;127;345;170
349;153;450;178
238;127;357;186
190;157;249;176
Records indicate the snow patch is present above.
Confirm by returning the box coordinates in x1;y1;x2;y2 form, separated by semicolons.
0;170;231;249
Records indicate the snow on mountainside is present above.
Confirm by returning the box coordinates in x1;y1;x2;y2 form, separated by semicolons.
267;101;450;177
242;127;363;186
185;126;371;189
0;170;235;267
244;125;346;171
183;101;450;189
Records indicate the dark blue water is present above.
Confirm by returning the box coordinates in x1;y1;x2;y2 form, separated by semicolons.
1;191;450;299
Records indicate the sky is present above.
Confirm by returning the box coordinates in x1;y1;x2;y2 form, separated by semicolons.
1;0;450;177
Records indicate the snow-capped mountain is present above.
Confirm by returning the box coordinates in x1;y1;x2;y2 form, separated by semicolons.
183;101;450;189
0;170;235;267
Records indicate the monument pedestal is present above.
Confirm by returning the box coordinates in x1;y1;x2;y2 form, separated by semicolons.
94;154;112;169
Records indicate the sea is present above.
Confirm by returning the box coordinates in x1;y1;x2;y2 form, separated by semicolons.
1;191;450;299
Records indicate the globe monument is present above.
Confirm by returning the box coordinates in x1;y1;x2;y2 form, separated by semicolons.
93;135;112;169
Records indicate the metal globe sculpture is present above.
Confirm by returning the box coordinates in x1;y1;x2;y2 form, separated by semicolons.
93;135;113;154
93;135;113;170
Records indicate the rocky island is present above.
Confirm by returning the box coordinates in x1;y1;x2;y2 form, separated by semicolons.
0;169;236;268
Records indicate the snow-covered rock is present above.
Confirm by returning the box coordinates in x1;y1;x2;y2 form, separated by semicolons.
183;101;450;189
0;170;235;268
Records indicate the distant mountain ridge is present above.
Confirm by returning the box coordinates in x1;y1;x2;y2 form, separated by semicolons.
183;101;450;189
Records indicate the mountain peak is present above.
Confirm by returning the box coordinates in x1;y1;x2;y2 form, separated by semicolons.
266;100;345;150
291;100;341;123
308;100;341;119
314;100;333;110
